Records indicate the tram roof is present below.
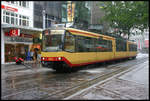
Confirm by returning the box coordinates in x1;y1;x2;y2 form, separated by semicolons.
44;25;133;42
66;28;115;40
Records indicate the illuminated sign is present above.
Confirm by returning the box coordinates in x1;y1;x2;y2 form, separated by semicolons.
45;30;49;35
67;1;75;22
50;30;65;34
1;5;18;12
9;29;20;36
5;36;33;43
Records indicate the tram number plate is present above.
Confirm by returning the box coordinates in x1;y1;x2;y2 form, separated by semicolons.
48;58;54;61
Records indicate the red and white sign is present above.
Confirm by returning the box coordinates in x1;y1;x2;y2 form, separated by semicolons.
9;29;20;36
20;33;33;38
145;40;149;48
1;5;18;12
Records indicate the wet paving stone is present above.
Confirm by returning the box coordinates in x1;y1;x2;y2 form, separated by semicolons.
2;56;148;100
2;88;49;100
70;87;125;100
99;78;149;99
2;82;39;97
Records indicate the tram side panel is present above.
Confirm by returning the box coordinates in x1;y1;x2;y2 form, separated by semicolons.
114;39;129;59
127;42;138;58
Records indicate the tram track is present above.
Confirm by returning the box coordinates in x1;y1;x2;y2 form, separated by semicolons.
39;58;147;99
1;57;147;99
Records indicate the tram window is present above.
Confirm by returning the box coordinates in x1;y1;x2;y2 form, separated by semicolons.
116;39;127;51
129;44;137;51
76;36;86;52
64;32;75;52
97;38;112;52
85;37;97;52
75;36;97;52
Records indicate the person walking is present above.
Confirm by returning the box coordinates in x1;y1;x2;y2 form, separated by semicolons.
30;50;34;61
33;48;38;63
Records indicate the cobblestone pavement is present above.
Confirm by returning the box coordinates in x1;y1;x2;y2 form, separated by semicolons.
1;53;149;100
65;59;149;100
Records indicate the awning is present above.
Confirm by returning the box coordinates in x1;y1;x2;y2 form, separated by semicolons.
2;24;43;34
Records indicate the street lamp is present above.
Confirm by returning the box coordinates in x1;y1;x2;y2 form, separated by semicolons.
42;9;46;29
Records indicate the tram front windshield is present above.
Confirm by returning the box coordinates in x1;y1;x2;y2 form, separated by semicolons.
42;30;64;52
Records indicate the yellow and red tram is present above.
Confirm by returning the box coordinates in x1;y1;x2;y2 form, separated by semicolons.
41;26;137;71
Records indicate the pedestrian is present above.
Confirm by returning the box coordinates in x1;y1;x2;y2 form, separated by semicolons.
33;48;38;63
30;50;34;61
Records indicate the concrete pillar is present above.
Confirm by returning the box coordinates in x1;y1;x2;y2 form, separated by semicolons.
1;29;5;64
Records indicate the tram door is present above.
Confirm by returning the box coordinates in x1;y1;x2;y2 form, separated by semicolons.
112;40;116;58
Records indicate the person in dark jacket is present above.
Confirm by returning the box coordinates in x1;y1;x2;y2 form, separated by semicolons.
33;48;38;63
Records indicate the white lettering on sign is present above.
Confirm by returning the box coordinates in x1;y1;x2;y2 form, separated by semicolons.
1;5;18;12
50;30;65;35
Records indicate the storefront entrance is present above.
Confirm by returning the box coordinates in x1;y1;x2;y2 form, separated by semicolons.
5;43;29;62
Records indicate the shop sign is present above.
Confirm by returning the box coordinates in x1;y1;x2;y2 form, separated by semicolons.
44;30;49;35
5;36;33;43
10;29;20;36
1;5;18;12
51;30;64;34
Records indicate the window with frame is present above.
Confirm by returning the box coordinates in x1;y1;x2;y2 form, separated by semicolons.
75;36;86;52
129;44;137;51
97;38;112;52
64;32;75;52
3;10;6;23
22;1;26;7
3;10;18;26
6;11;10;24
116;39;127;51
18;1;29;8
19;15;29;26
11;13;15;24
75;36;97;52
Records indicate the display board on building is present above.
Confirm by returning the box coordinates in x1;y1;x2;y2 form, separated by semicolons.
9;29;20;36
67;1;75;22
1;4;18;12
4;29;33;43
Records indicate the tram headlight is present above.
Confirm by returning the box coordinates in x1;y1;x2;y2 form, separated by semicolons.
58;57;62;60
42;57;45;60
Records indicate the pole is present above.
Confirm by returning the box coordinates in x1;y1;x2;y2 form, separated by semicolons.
42;9;45;29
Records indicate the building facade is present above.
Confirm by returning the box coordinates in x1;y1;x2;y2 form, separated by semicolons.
34;1;64;29
130;29;149;53
1;1;34;27
1;1;42;64
88;1;109;33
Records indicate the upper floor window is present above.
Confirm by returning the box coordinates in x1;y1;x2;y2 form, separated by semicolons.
5;1;30;8
2;10;29;27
